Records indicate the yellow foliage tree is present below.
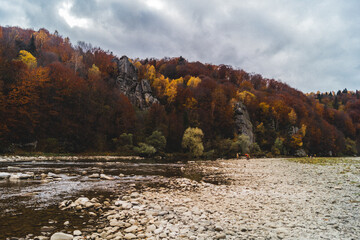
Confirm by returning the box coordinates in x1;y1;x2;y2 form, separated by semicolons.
259;102;270;115
184;97;198;110
290;124;307;149
145;65;156;83
288;108;297;125
18;50;37;69
237;90;256;105
187;76;201;88
165;77;183;103
152;75;169;98
133;61;142;70
299;124;306;137
291;134;303;147
88;64;101;81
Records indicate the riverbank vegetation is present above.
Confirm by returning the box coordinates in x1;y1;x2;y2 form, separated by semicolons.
0;26;359;158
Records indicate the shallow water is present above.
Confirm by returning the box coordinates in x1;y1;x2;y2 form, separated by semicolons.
0;158;187;239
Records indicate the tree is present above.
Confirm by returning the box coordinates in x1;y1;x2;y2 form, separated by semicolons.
134;143;156;157
182;127;204;157
187;76;201;88
344;138;357;155
146;130;166;152
88;64;101;82
152;74;169;99
271;137;284;155
18;50;37;69
288;109;297;125
238;90;256;105
165;77;183;103
34;29;49;50
230;134;252;155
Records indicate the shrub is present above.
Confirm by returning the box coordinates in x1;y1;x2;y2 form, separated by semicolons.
146;130;166;152
134;143;156;157
271;137;284;155
41;138;61;153
230;134;252;155
112;133;134;154
251;142;262;156
182;127;204;158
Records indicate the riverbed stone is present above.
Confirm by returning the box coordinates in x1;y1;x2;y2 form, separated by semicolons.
100;174;115;180
50;232;73;240
123;233;136;239
0;172;11;179
35;236;49;240
215;233;227;239
124;225;138;233
88;173;100;178
74;197;90;206
73;230;81;236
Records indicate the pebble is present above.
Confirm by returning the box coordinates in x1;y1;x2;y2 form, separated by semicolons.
50;232;73;240
123;233;136;239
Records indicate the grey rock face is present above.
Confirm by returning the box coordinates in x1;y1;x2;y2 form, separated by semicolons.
234;101;254;143
114;56;158;109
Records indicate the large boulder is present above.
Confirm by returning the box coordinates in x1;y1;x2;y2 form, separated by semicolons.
114;56;158;109
234;102;254;143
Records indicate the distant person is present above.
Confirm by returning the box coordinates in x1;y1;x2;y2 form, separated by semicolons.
245;154;250;160
236;153;239;159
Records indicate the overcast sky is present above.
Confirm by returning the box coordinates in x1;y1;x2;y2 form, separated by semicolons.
1;0;359;92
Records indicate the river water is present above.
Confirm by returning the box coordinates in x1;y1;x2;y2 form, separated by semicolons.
0;158;188;239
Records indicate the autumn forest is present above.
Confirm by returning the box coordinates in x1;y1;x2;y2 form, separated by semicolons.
0;26;359;158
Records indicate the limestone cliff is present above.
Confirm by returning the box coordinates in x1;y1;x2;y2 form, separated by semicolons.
113;56;158;109
234;102;254;143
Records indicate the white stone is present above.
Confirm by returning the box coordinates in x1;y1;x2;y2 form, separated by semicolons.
0;172;11;179
124;233;136;239
88;173;100;178
100;174;115;180
124;225;138;233
50;232;73;240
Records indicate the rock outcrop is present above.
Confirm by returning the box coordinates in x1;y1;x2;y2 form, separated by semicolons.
113;56;158;109
234;102;254;143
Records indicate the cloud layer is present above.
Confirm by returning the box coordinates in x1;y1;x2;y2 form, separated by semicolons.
1;0;359;92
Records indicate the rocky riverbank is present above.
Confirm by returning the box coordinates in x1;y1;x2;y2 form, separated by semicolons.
0;155;143;162
4;157;360;239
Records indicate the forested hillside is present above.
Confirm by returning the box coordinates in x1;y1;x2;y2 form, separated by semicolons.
0;26;359;157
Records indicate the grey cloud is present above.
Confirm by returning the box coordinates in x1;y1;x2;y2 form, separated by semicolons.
0;0;359;92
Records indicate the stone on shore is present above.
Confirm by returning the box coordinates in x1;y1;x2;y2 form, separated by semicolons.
50;232;73;240
100;174;115;180
73;230;82;236
124;233;137;239
88;173;100;178
0;172;11;179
